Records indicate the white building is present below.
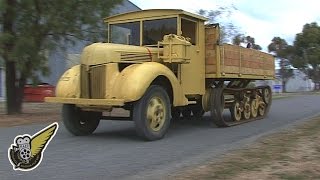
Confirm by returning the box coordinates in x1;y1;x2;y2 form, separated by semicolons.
257;69;315;93
286;69;314;92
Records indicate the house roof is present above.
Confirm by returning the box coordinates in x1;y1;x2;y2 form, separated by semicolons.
104;9;208;23
126;0;141;11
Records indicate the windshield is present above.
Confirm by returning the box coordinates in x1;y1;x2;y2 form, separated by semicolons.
110;22;140;46
109;17;178;46
143;18;177;45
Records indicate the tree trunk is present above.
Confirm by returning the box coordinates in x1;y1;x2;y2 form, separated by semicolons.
282;80;286;93
5;61;22;114
3;0;20;114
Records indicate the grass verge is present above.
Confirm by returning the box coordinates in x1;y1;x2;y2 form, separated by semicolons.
172;116;320;180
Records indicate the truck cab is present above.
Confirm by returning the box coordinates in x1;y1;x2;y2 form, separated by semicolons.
106;9;207;97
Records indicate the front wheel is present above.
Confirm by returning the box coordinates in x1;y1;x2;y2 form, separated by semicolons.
133;85;171;141
62;104;101;136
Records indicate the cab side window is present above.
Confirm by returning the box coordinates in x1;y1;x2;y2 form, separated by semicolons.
181;19;197;45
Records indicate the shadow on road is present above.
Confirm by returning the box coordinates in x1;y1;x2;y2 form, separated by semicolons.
84;113;223;141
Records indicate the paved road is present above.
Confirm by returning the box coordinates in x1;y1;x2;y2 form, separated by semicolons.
1;95;320;180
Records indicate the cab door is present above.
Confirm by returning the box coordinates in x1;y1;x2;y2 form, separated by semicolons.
179;18;205;96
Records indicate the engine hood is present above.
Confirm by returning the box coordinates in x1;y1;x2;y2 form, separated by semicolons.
81;43;160;65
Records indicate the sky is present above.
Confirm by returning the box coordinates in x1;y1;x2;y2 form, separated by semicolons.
130;0;320;51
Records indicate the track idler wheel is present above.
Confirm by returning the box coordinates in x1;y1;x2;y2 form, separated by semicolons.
262;86;272;104
261;86;272;116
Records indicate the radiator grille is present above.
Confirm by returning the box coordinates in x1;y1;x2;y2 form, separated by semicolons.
80;65;89;98
80;65;106;99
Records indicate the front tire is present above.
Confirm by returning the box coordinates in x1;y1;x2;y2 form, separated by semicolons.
62;104;101;136
133;85;171;141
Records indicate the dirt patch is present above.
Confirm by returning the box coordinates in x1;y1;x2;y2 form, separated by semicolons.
172;116;320;180
0;102;61;127
0;102;130;127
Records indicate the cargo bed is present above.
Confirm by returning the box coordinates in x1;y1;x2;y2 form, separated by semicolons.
205;27;275;80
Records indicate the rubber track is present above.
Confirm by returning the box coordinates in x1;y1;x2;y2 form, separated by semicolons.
211;86;272;127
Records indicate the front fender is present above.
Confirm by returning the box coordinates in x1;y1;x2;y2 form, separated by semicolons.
55;65;80;98
111;62;188;106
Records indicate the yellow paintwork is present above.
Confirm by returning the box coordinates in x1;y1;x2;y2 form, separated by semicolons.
110;62;188;106
159;34;191;64
45;97;124;106
180;21;206;95
105;9;208;23
55;65;81;98
48;62;188;106
47;9;275;111
147;96;166;131
81;43;160;65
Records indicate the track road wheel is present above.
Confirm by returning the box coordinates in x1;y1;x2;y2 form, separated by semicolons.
258;104;266;116
243;101;251;120
231;101;242;121
133;85;171;141
251;99;258;118
62;104;101;136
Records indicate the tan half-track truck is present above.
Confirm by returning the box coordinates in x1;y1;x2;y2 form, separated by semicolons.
46;9;275;141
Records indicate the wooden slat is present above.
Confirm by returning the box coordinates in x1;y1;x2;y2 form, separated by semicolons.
205;42;275;79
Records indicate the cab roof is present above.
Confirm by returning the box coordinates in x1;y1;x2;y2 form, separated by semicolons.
104;9;208;23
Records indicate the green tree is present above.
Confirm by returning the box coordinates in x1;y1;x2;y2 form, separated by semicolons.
232;34;244;45
198;5;240;43
0;0;122;114
245;36;262;50
268;37;294;93
292;22;320;91
232;34;262;50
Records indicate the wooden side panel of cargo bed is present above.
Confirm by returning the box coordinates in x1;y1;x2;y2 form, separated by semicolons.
205;26;219;74
220;44;275;78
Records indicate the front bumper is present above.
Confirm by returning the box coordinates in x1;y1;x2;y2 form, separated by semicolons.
45;97;125;106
